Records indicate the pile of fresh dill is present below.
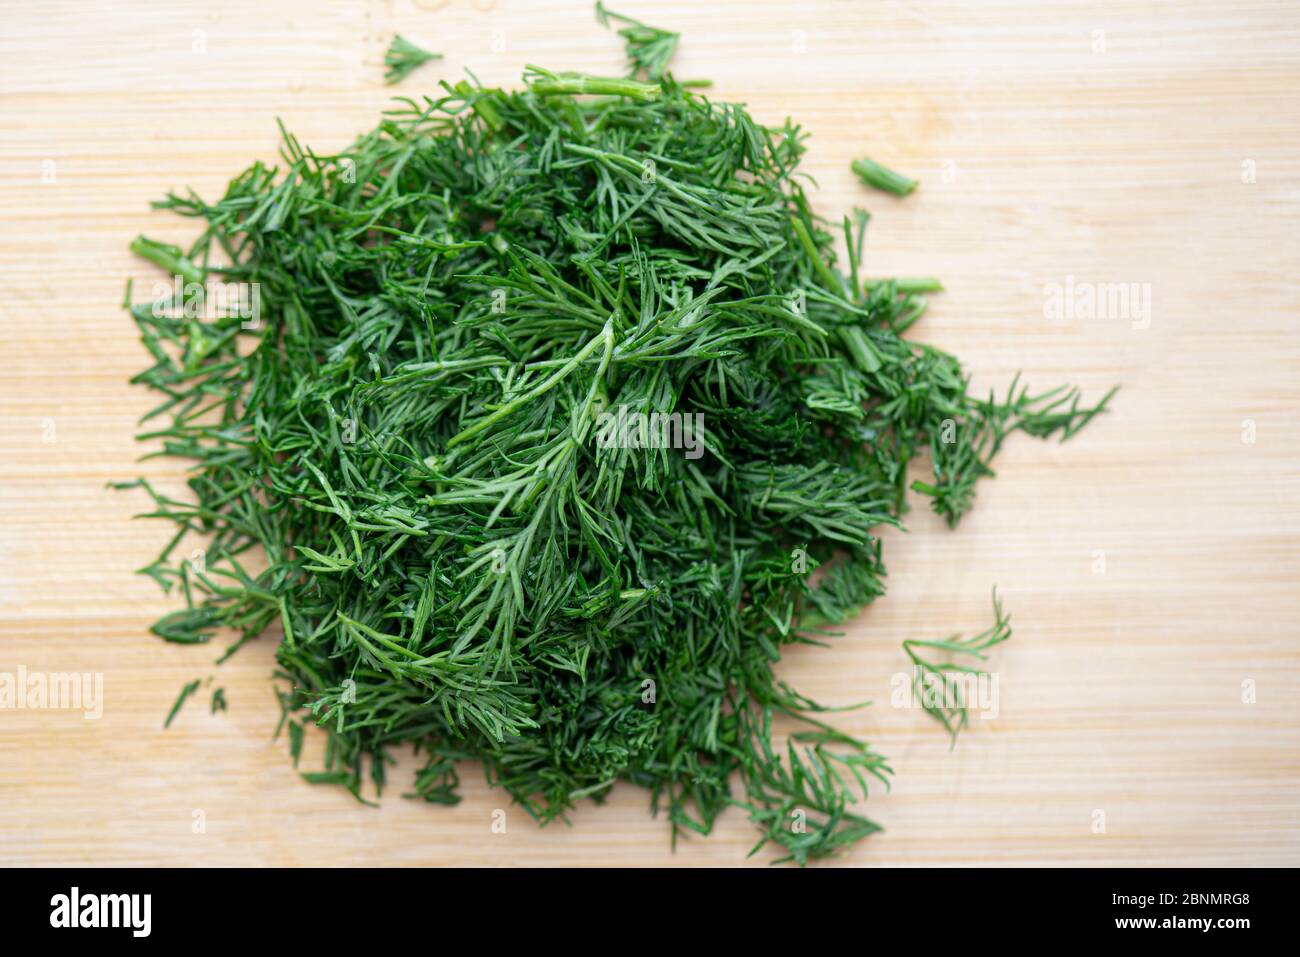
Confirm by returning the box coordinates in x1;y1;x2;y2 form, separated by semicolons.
120;5;1112;863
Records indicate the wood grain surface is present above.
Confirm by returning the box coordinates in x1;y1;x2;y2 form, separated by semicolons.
1;0;1298;867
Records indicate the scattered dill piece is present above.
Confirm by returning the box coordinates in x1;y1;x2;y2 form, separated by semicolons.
865;277;944;294
911;377;1118;527
903;590;1010;743
300;771;352;786
852;156;919;197
384;35;442;85
596;1;679;80
211;687;227;713
287;721;304;767
164;679;201;729
121;2;1113;863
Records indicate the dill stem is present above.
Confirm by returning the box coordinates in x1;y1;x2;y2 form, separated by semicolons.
865;277;944;294
789;217;840;292
130;235;204;286
790;217;881;372
528;69;661;101
453;81;505;131
851;157;918;197
446;319;614;449
838;326;883;374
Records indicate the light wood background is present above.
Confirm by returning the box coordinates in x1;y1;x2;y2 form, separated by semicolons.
1;0;1298;867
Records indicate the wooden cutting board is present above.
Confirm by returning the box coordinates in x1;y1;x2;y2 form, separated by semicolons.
2;0;1297;866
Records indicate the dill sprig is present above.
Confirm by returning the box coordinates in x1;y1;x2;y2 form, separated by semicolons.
903;590;1010;741
384;35;442;86
121;4;1113;864
596;1;679;80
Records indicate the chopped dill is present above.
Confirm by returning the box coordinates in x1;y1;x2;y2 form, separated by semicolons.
121;4;1113;864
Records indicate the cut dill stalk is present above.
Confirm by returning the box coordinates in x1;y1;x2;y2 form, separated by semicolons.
865;277;944;294
524;66;661;100
852;156;919;197
129;236;203;286
121;2;1113;864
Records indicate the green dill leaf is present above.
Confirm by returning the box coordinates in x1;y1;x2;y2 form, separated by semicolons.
164;679;202;729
